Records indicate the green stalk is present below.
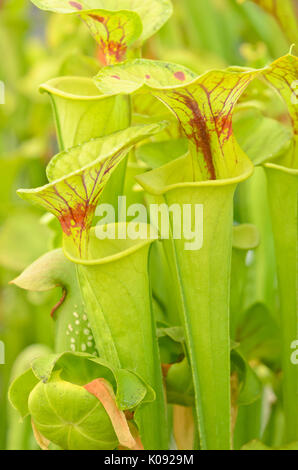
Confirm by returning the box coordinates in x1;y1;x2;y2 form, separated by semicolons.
64;224;168;450
264;162;298;443
137;154;254;450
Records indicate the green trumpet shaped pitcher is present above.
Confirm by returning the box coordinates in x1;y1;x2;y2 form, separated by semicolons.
264;162;298;443
136;154;254;450
40;76;131;151
262;53;298;444
63;223;168;450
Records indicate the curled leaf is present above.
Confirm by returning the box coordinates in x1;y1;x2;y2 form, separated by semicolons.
84;378;136;449
31;420;50;451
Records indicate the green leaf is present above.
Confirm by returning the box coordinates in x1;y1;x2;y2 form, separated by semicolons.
242;439;298;450
0;210;52;272
241;439;271;450
95;59;260;180
234;110;292;165
94;58;197;94
166;359;194;407
7;345;52;451
243;0;298;44
17;123;166;258
31;0;173;44
31;352;151;410
11;249;96;354
157;327;185;365
236;303;281;363
231;349;262;406
29;373;119;450
9;369;39;419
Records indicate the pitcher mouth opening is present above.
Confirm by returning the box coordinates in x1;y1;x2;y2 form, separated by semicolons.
39;76;116;101
63;223;158;265
264;161;298;176
136;153;254;196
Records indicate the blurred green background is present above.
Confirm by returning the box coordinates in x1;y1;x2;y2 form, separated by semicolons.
0;0;295;450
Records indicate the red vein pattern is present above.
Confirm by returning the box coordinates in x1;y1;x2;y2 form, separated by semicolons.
25;151;124;258
263;55;298;136
154;70;256;180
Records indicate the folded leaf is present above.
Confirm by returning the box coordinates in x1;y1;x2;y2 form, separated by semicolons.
84;379;136;449
8;369;39;419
